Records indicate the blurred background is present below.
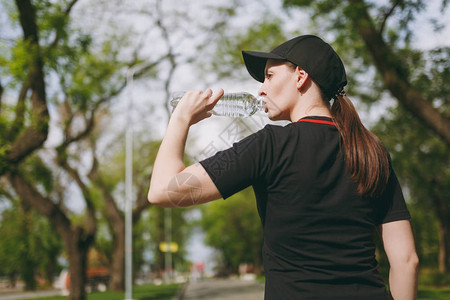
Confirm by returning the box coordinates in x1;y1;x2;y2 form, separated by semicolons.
0;0;449;299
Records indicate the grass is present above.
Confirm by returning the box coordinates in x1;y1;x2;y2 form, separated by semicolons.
418;287;450;299
417;270;450;299
28;283;182;300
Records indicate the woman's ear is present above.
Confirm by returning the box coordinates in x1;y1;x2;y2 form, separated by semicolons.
296;67;309;89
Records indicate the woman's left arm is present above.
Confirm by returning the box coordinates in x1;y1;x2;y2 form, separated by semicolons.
148;89;224;207
380;220;419;300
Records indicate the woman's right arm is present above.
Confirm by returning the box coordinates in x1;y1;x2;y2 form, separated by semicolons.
148;89;223;207
379;220;419;300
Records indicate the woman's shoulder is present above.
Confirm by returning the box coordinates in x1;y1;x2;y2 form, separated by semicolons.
257;123;293;140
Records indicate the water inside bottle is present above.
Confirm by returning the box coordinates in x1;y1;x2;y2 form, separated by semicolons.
169;92;264;118
210;93;261;117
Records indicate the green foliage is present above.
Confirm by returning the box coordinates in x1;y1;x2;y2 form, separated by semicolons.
200;188;263;273
91;137;187;275
146;205;191;273
0;144;11;176
373;45;450;273
1;0;126;110
98;137;162;191
421;47;450;106
36;1;70;43
409;203;441;268
21;155;54;193
419;271;450;288
0;203;24;276
284;0;426;39
375;108;449;198
0;202;63;288
373;44;450;203
8;40;38;83
281;0;441;104
284;0;340;14
67;47;121;111
1;0;219;295
88;183;106;211
132;213;149;273
94;222;113;265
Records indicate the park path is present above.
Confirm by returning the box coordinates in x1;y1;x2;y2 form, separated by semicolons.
0;278;264;300
181;278;264;300
0;289;61;300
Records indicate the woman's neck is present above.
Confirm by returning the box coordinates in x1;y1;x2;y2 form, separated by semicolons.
290;97;332;121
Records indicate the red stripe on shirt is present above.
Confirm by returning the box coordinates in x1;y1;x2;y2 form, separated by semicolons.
296;119;336;126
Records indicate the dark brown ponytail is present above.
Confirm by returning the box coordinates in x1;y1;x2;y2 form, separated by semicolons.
331;94;390;197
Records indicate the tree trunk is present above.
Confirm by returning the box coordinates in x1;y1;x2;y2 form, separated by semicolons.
45;258;57;287
109;230;125;290
66;227;90;300
8;172;95;300
20;207;37;290
101;188;125;291
433;195;450;273
443;218;450;273
438;223;446;273
8;272;17;288
155;206;166;278
4;0;49;175
89;157;150;290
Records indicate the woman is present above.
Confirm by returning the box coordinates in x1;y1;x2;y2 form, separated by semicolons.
148;35;418;299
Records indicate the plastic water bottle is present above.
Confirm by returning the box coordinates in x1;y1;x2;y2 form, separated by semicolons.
170;92;264;118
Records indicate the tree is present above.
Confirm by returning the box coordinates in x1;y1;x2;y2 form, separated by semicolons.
0;0;49;176
2;0;200;295
201;188;263;276
1;1;96;298
88;136;161;290
0;198;62;290
147;205;190;277
373;46;450;273
99;137;192;279
1;0;134;298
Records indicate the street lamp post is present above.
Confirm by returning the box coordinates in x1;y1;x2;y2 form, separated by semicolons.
124;66;140;300
164;207;172;282
125;63;173;295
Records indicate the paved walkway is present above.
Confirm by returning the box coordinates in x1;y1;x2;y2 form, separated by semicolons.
0;289;62;300
181;278;264;300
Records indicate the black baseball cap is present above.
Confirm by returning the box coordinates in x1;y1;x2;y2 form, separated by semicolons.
242;35;347;99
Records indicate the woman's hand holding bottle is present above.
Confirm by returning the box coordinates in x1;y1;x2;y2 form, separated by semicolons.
171;89;224;125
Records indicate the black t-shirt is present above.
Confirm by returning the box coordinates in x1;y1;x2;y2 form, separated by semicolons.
200;116;410;299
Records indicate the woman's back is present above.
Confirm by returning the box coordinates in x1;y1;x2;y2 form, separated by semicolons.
200;115;409;298
257;118;393;299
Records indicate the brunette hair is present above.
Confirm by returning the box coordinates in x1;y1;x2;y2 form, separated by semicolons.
330;93;390;197
288;60;389;197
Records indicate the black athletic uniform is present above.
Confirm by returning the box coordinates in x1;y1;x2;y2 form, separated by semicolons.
200;116;410;299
